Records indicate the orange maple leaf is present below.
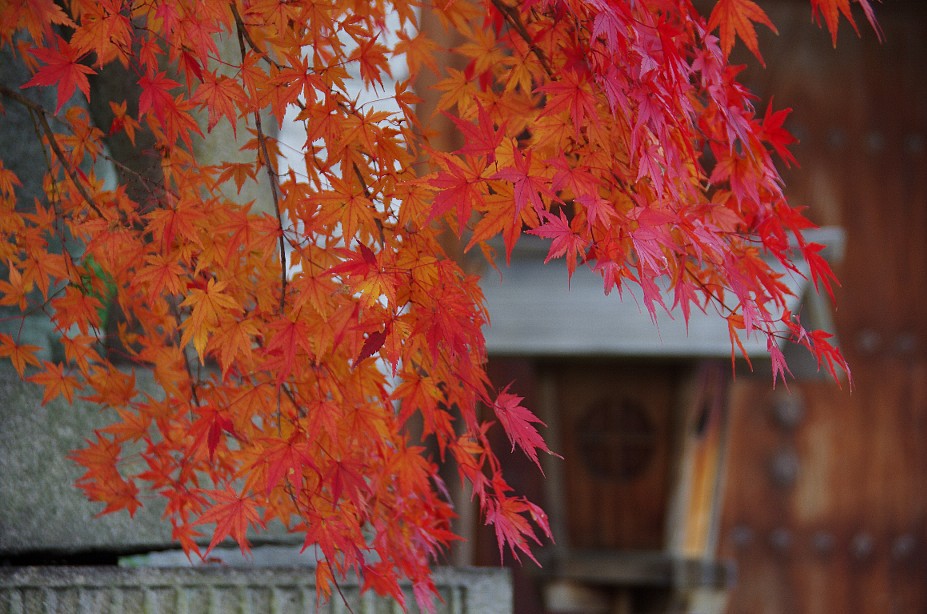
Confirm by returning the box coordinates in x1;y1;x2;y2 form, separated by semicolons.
0;263;31;311
708;0;778;65
179;278;240;361
193;74;247;134
27;361;82;405
0;334;41;377
810;0;882;46
108;100;140;145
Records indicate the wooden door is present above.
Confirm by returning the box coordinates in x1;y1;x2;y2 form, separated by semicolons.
719;4;927;612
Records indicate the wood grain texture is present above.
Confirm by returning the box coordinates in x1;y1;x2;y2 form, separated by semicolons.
718;8;927;610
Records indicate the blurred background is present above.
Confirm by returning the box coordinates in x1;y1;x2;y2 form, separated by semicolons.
459;2;927;612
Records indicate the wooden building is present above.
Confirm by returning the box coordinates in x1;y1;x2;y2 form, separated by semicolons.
467;232;839;614
717;2;927;613
425;2;927;613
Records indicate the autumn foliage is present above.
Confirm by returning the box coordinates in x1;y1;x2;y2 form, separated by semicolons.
0;0;874;608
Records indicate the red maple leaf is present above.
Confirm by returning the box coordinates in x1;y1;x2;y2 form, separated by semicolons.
188;405;238;462
528;209;587;278
137;71;181;124
22;34;96;113
484;485;552;565
259;435;318;495
195;487;264;556
492;386;553;471
356;325;389;364
760;99;798;167
446;102;505;162
811;0;882;46
491;145;552;217
427;156;487;233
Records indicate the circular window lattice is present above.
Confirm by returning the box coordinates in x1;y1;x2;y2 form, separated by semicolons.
577;397;656;480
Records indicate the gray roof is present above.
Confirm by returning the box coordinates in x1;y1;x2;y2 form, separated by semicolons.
480;229;844;361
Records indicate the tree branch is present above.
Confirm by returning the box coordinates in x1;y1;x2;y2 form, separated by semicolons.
231;4;288;311
489;0;554;77
0;84;106;219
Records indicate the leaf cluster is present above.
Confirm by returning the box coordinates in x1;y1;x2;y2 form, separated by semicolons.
0;0;874;609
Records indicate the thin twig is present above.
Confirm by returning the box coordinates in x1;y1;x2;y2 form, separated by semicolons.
229;2;287;72
489;0;554;77
0;84;106;218
231;4;288;311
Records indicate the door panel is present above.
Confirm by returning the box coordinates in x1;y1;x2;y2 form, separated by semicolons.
719;4;927;613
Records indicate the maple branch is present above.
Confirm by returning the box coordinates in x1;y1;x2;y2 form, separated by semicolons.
489;0;554;78
351;162;386;246
331;577;357;614
255;118;288;307
232;5;288;311
229;2;287;72
0;85;106;219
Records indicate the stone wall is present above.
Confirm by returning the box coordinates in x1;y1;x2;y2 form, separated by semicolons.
0;566;512;614
0;369;174;556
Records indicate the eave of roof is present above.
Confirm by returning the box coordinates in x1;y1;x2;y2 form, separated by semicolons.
480;228;844;361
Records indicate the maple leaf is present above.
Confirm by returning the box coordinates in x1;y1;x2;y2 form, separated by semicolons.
137;71;181;124
356;326;388;364
179;278;240;362
92;475;142;518
394;29;439;75
189;405;238;462
527;210;587;278
484;488;551;565
60;334;102;375
760;100;798;167
261;316;314;385
537;71;598;134
52;286;104;335
315;560;335;606
22;34;96;113
446;103;505;162
708;0;778;65
69;4;132;67
491;145;551;217
349;35;391;89
258;435;318;495
210;316;260;375
69;432;141;517
0;263;31;311
492;386;553;471
465;192;525;264
768;336;793;386
133;253;187;301
193;74;247;134
0;334;42;377
195;488;265;556
811;0;882;46
427;156;488;233
101;407;153;443
27;361;82;405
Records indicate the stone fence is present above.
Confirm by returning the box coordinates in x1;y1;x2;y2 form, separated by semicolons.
0;566;511;614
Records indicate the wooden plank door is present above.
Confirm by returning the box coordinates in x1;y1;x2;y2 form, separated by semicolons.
719;4;927;612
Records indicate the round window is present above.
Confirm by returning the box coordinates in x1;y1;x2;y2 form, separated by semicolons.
577;397;656;481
